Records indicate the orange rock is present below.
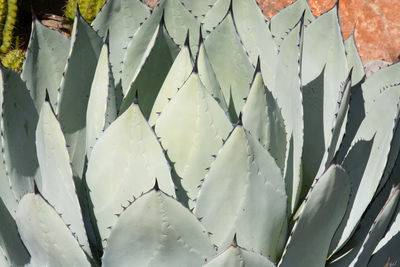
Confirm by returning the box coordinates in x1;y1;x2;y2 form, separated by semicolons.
258;0;400;62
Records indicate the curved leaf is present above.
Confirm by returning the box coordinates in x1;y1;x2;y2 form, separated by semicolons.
164;0;200;54
0;67;38;203
120;25;174;119
92;0;151;82
273;17;304;213
86;42;117;159
155;72;232;208
15;194;90;267
330;89;400;253
302;6;349;155
0;198;30;266
149;42;193;126
194;126;287;262
102;189;215;266
353;185;399;266
204;242;276;267
231;0;278;90
279;165;350;267
197;39;228;113
121;2;165;94
179;0;216;22
204;11;254;118
202;0;231;36
270;0;314;47
344;34;365;86
86;104;175;246
242;66;286;171
21;19;70;111
36;101;90;255
56;12;103;178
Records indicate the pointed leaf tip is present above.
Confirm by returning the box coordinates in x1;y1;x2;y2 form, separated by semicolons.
184;30;190;48
232;233;238;247
105;30;110;45
45;89;50;103
34;180;39;194
153;179;160;191
133;90;139;105
237;112;243;126
255;56;261;73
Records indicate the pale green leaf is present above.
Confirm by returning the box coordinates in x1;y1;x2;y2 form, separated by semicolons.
319;70;352;175
0;198;30;266
204;12;254;118
148;41;193;126
231;0;278;90
56;12;103;178
0;67;38;202
0;247;10;267
102;189;216;267
273;18;304;213
344;34;365;86
353;185;399;267
202;0;231;37
155;72;232;208
279;165;350;267
86;104;175;246
164;0;200;54
302;6;349;156
361;62;400;191
242;67;286;171
330;89;400;253
121;2;165;94
270;0;314;47
86;42;118;159
15;194;90;267
21;19;70;111
327;161;400;267
197;39;228;113
179;0;216;22
194;126;287;262
36;101;90;255
92;0;151;82
203;243;276;267
301;68;325;194
120;25;173;119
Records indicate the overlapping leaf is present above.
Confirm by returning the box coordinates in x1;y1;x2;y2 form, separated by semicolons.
15;194;90;267
86;42;118;159
102;189;216;266
194;126;287;262
56;12;103;178
155;72;232;208
86;104;175;246
35;100;90;255
92;0;151;83
21;19;70;111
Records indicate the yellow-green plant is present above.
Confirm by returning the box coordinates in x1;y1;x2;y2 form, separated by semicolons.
1;48;24;72
0;0;18;53
65;0;105;23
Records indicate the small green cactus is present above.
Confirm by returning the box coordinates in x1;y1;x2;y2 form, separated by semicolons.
1;48;24;72
0;0;18;53
65;0;105;23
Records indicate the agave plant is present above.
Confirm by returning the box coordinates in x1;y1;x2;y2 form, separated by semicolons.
0;0;399;266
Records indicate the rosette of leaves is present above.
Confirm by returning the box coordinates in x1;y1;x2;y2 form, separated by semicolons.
0;0;399;266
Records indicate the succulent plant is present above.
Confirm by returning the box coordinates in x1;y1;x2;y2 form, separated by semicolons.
0;0;18;53
65;0;105;24
1;48;24;72
0;0;399;266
